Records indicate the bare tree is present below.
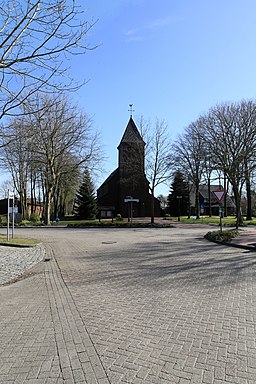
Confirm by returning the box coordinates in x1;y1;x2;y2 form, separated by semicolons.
0;0;96;118
0;179;14;198
52;155;80;218
144;118;172;223
201;153;215;217
2;94;102;224
173;120;206;219
239;101;256;220
203;100;256;227
28;95;101;224
0;117;33;218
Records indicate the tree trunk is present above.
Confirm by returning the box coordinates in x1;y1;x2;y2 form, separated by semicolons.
30;174;34;215
40;175;46;220
207;177;212;217
233;185;243;229
245;169;252;221
53;188;60;219
19;191;25;220
150;191;155;224
187;204;191;219
195;182;200;219
19;186;28;220
44;186;54;225
223;174;227;217
187;188;191;219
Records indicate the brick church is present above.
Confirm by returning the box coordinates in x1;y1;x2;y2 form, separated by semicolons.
97;117;161;218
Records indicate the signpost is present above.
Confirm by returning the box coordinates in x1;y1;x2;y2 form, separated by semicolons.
124;196;139;224
212;190;226;203
7;190;15;241
212;189;226;232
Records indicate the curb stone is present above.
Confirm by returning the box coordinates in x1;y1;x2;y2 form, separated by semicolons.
205;237;256;251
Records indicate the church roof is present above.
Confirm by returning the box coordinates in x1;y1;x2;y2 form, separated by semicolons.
98;168;119;188
118;117;145;147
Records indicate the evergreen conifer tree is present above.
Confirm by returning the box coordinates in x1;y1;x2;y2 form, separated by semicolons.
73;170;97;219
167;170;190;217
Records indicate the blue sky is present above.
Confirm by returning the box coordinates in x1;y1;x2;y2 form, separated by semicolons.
69;0;256;195
4;0;256;197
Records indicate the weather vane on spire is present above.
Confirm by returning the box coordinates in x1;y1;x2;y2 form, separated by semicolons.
128;104;134;117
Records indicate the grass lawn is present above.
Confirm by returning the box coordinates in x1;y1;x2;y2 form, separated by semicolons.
36;215;256;227
0;233;39;246
1;214;255;228
165;215;256;226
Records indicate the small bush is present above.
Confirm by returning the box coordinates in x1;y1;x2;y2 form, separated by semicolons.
116;214;122;221
30;213;41;223
0;215;7;225
204;229;239;242
20;220;30;226
164;213;171;219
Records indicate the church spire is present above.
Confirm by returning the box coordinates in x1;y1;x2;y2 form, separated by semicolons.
128;103;134;118
118;115;145;146
118;114;145;174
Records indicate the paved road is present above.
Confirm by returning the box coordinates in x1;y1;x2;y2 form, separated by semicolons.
0;227;256;384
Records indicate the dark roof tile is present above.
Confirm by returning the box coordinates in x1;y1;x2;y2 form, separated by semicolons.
118;117;145;146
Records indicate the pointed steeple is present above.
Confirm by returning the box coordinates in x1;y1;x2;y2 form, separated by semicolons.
118;117;145;175
118;117;145;148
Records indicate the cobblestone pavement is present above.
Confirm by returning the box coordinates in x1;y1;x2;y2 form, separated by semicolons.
0;243;45;285
0;227;256;384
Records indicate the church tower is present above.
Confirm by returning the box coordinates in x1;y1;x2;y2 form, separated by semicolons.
97;115;161;218
118;117;145;177
117;117;150;216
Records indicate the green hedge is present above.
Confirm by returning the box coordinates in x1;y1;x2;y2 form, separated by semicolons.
67;222;174;228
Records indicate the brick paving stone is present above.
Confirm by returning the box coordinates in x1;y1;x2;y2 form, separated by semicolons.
0;226;256;383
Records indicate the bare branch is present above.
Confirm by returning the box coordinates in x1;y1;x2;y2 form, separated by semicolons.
0;0;97;117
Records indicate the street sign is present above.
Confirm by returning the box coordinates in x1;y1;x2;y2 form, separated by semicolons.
7;190;15;241
124;196;139;224
8;190;14;199
212;189;226;203
124;198;139;203
9;206;18;214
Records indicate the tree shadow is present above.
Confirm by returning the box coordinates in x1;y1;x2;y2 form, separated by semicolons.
73;237;256;289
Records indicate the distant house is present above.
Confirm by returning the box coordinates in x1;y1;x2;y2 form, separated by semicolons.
190;184;236;216
97;117;161;218
0;198;20;215
0;197;22;222
0;197;43;221
26;199;44;218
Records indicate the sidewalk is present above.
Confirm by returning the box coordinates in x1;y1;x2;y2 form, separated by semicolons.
0;243;110;384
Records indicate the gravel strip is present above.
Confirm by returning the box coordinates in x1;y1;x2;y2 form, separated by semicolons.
0;243;46;285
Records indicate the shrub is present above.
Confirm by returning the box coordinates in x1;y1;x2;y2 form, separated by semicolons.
116;214;122;221
30;213;41;223
20;220;30;226
0;215;7;225
204;229;239;242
